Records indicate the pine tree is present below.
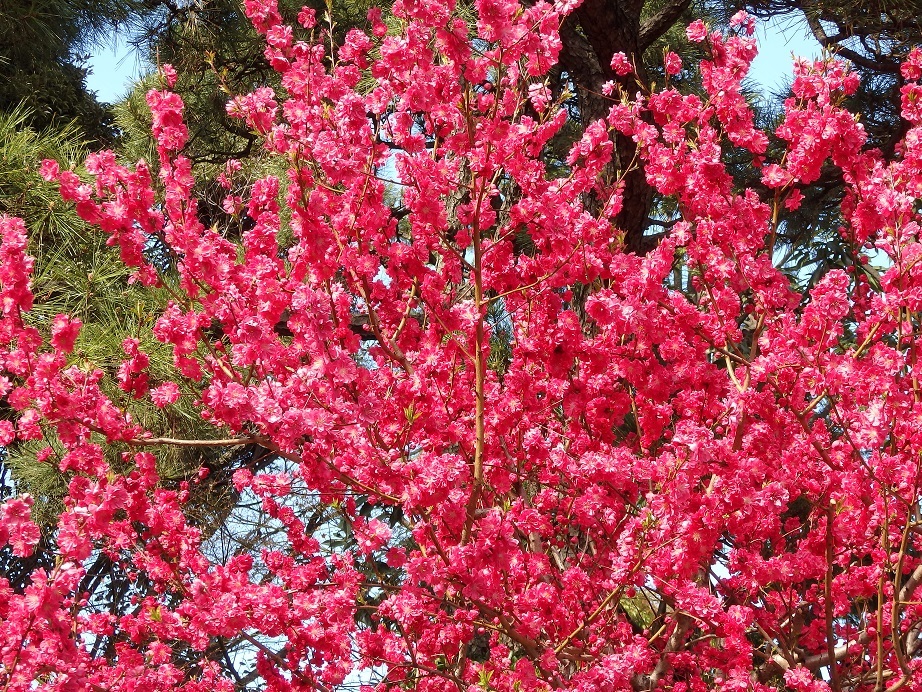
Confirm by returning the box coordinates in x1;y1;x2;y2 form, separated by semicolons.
0;109;274;594
0;0;151;140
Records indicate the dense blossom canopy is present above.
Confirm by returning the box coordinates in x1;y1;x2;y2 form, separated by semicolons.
3;1;922;690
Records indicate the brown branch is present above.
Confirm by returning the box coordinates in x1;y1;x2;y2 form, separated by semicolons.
647;614;692;690
638;0;693;51
128;436;263;447
824;504;842;691
803;13;901;74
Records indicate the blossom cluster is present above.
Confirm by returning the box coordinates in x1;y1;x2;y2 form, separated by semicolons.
2;1;922;690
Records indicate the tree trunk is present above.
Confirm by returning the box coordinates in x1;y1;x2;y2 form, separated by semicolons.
559;0;691;254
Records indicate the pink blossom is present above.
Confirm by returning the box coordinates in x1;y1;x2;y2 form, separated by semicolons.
50;314;81;353
902;46;922;81
610;51;633;76
298;6;316;29
4;5;922;692
664;50;682;76
159;63;178;88
151;382;181;407
367;6;386;36
0;496;39;556
686;19;707;42
0;420;13;445
728;10;755;35
527;83;552;112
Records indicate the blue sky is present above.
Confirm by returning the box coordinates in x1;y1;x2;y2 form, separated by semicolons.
748;14;822;95
86;35;146;104
86;15;822;104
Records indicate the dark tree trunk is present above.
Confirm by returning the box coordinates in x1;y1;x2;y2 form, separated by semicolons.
558;0;691;254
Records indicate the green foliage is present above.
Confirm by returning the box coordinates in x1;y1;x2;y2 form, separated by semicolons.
0;108;246;531
0;0;149;140
0;107;86;232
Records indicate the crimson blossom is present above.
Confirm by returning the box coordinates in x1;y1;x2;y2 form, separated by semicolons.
3;1;922;691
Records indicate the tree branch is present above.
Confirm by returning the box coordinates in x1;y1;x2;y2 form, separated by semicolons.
639;0;693;51
803;13;900;73
128;436;263;447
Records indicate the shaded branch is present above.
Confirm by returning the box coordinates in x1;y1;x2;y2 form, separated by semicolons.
803;12;901;73
639;0;693;50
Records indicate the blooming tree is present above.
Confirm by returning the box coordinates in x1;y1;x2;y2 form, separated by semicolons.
3;1;922;690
